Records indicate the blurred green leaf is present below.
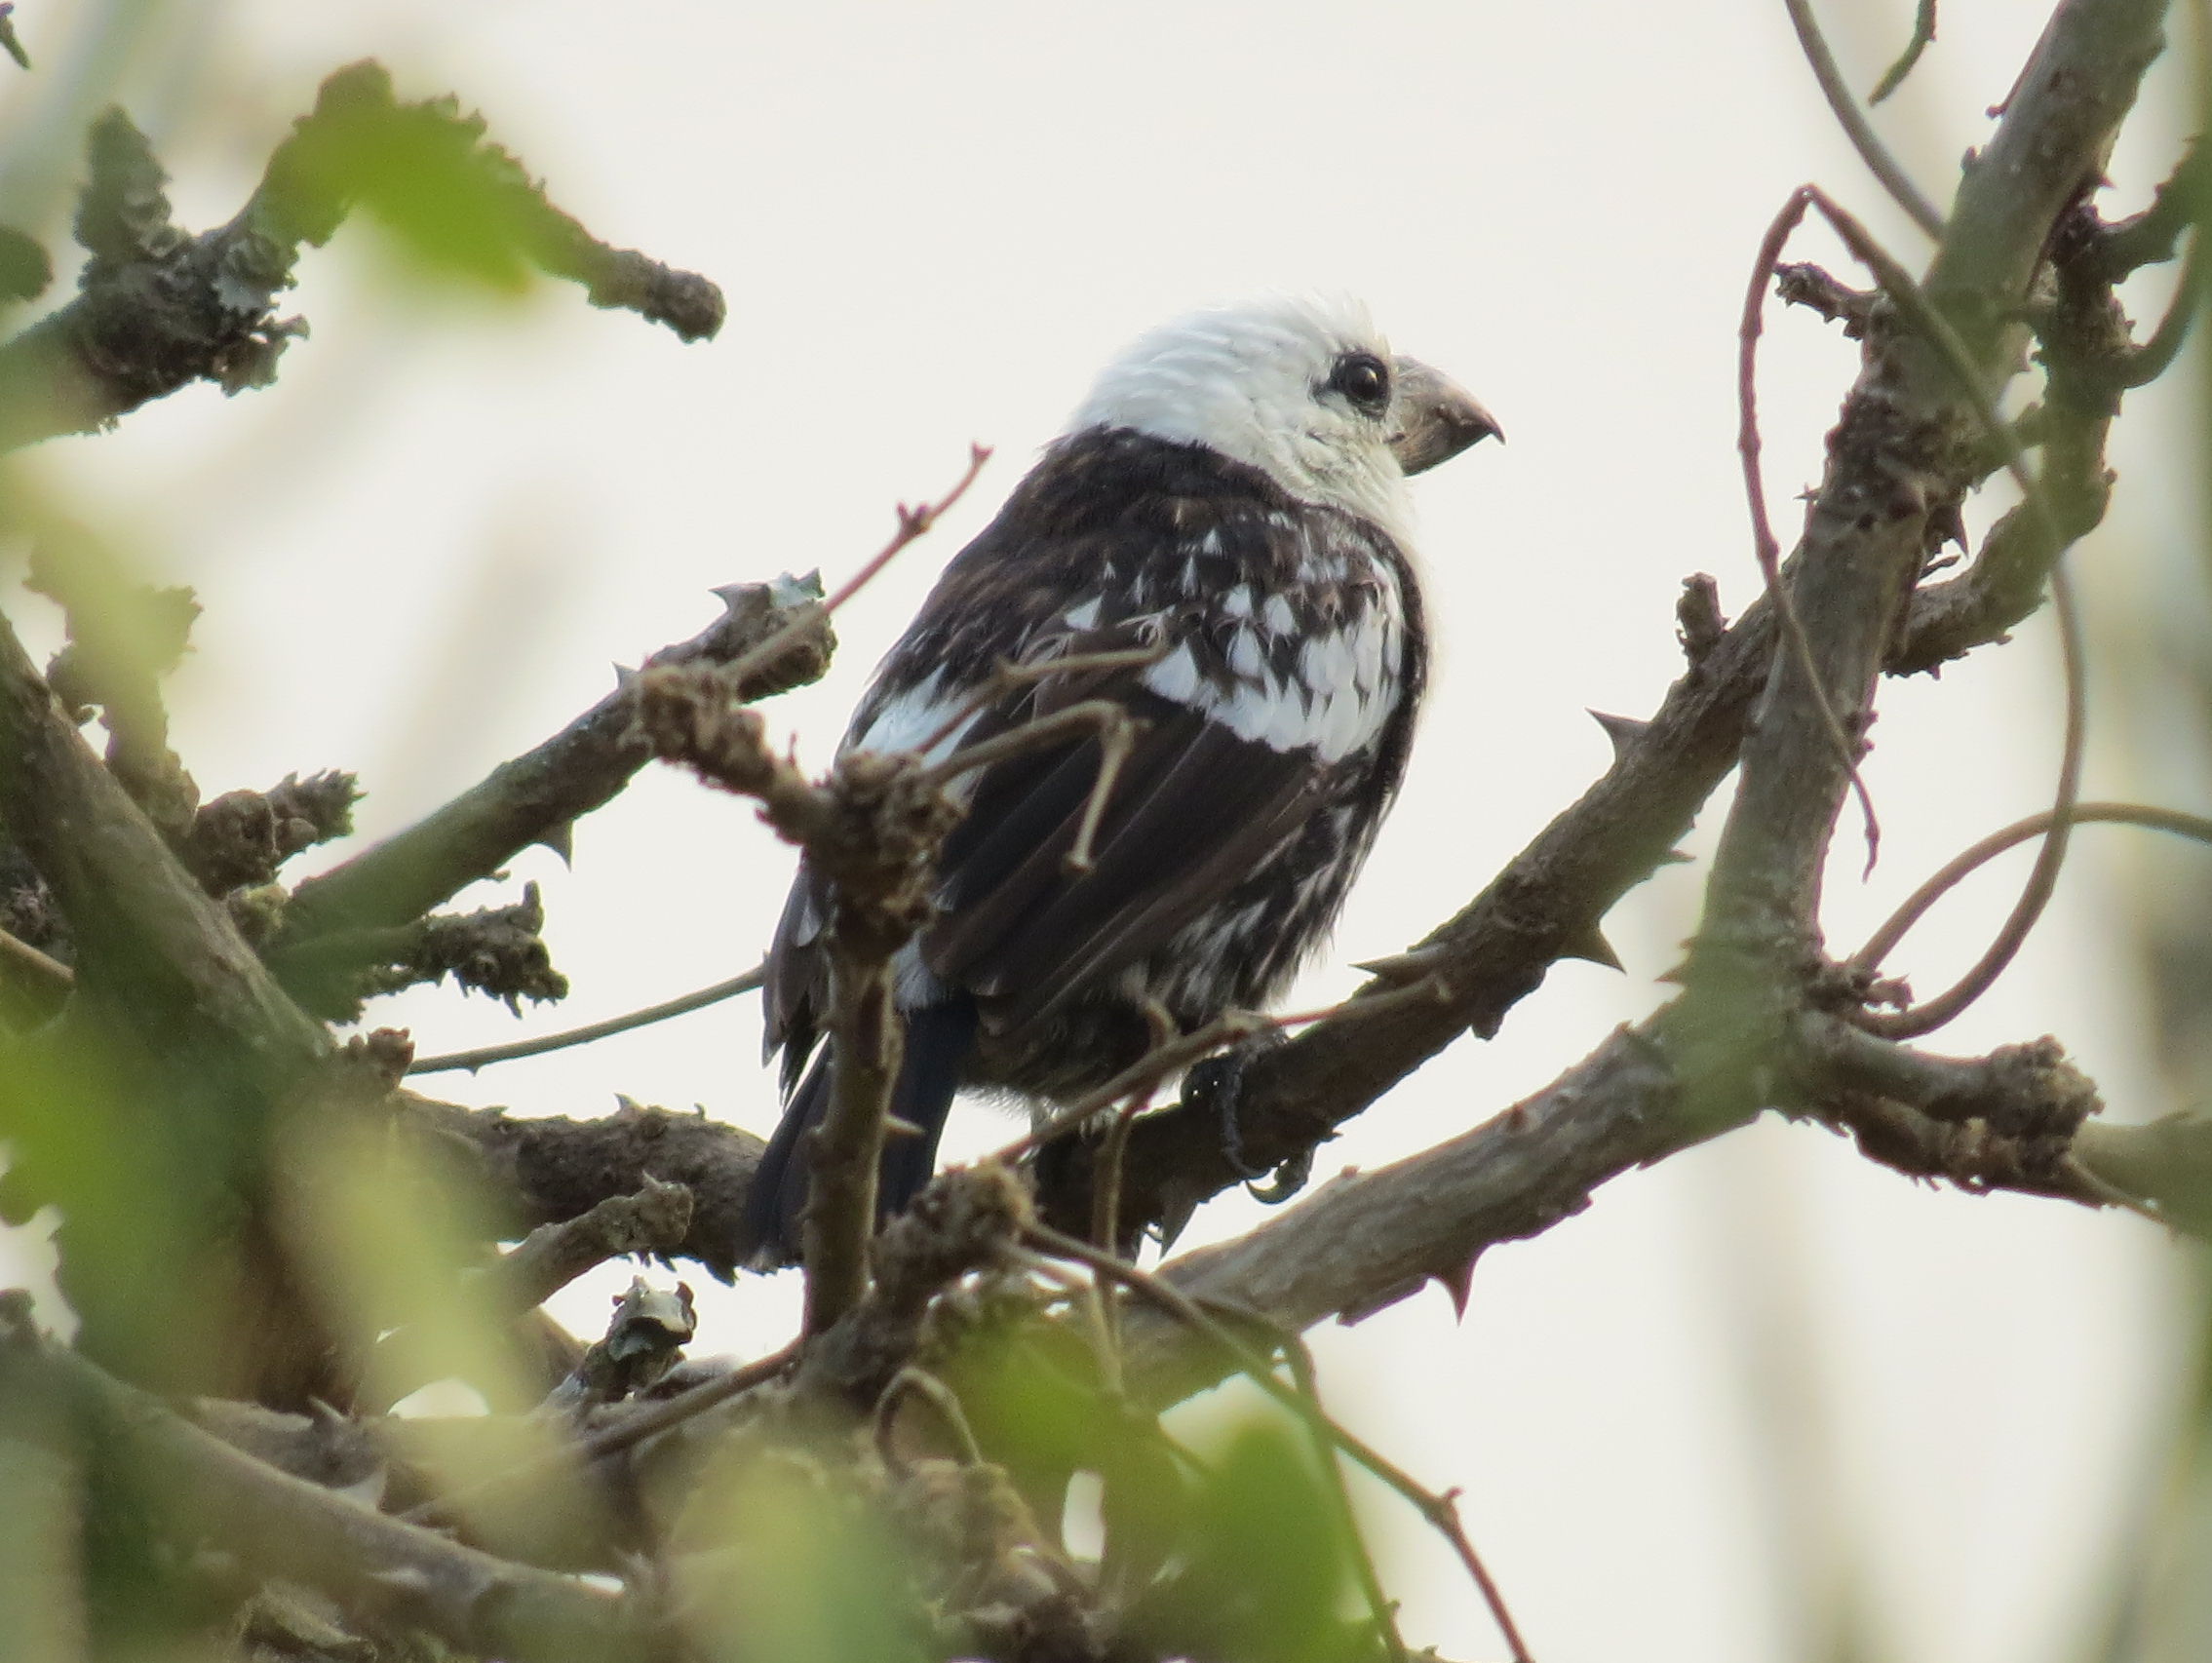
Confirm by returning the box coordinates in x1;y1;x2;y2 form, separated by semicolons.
279;92;538;295
0;1031;243;1395
1130;1412;1378;1663
679;1453;930;1663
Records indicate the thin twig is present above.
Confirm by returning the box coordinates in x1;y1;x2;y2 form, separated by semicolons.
917;698;1142;873
1091;1085;1161;1258
1851;802;2212;969
1741;188;1886;873
1024;1224;1535;1663
1868;0;1939;104
875;1366;987;1468
0;924;71;993
406;965;763;1074
1859;562;2086;1038
1861;562;2086;1023
1780;0;1947;237
907;642;1171;760
1277;1334;1412;1663
718;445;991;700
2122;236;2202;387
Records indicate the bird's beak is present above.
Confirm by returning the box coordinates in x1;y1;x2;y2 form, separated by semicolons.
1387;356;1502;476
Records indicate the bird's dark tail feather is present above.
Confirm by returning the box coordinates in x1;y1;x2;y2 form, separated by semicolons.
742;998;980;1269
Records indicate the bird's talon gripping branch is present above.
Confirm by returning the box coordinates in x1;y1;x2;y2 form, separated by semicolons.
1246;1147;1314;1206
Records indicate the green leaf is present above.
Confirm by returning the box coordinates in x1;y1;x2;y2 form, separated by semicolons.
1130;1412;1380;1663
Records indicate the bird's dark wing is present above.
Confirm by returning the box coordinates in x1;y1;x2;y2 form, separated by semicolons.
924;656;1328;1028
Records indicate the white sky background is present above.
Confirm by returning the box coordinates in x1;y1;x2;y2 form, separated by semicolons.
2;2;2207;1660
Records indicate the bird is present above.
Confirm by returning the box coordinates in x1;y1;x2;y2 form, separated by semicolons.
746;294;1499;1268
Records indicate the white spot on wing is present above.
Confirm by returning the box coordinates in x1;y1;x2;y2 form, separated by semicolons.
1262;595;1297;636
849;671;978;763
1144;641;1203;704
1063;597;1102;630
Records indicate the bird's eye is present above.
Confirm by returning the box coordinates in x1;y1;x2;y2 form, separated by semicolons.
1326;351;1392;415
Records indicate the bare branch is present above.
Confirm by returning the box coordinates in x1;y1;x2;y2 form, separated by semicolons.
276;573;830;961
1739;189;1884;871
636;666;962;1328
0;604;325;1064
484;1175;695;1316
402;1092;765;1282
285;880;569;1024
1120;1012;2116;1412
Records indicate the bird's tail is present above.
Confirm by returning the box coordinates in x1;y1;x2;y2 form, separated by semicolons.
743;998;980;1269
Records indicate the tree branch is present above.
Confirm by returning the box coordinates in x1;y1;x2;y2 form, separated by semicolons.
403;1091;766;1283
0;603;324;1067
0;61;722;451
0;1300;641;1662
274;573;830;961
482;1174;695;1316
1120;1013;2117;1410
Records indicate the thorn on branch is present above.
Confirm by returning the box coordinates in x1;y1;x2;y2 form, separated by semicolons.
1586;709;1648;759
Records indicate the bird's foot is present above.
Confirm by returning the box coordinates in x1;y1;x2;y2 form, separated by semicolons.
1184;1028;1309;1204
